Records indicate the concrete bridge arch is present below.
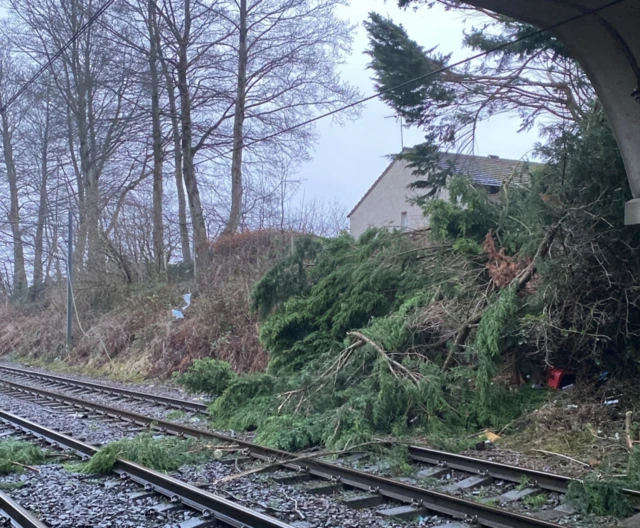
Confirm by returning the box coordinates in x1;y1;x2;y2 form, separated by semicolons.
454;0;640;223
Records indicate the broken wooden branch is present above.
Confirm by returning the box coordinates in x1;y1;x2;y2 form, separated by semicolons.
347;331;421;385
531;449;590;467
207;441;385;487
442;220;563;372
11;461;40;473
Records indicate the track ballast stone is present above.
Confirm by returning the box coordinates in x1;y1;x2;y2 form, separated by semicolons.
2;465;194;527
0;391;139;445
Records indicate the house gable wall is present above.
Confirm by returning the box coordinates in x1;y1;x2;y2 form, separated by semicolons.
349;159;448;239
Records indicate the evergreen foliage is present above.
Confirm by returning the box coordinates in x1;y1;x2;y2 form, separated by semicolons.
567;478;631;518
364;13;454;128
82;434;214;474
253;230;429;374
175;358;237;397
0;440;46;474
474;287;518;408
184;225;546;451
177;107;640;475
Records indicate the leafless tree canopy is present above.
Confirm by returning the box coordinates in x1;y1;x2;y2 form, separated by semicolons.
0;0;358;297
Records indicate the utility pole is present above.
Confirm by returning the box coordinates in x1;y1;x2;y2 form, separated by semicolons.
66;209;73;354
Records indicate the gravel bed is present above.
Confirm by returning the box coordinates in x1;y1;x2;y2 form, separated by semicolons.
0;364;628;526
0;360;206;406
0;371;259;442
2;465;197;527
174;462;456;528
0;371;202;424
0;391;142;445
461;446;588;479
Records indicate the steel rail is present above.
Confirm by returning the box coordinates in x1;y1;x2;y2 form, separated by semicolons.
0;409;292;528
408;446;570;494
0;378;565;528
0;490;49;528
0;365;207;413
10;364;636;506
0;372;624;497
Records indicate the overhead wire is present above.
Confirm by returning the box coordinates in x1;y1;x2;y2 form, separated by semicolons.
0;0;119;113
233;0;629;154
0;0;629;260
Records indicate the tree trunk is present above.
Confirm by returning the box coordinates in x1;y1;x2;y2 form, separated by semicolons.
148;0;165;273
162;61;191;264
176;0;208;268
0;106;27;296
223;0;248;236
32;104;50;300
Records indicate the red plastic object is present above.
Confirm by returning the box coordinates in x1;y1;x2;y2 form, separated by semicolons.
547;368;574;390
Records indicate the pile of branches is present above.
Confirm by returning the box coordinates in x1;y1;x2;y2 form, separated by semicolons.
178;109;640;452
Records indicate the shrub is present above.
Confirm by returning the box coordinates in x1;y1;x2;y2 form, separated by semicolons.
176;358;237;397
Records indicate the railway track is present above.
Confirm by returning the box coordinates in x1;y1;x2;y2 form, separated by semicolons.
0;490;48;528
0;367;627;528
0;409;293;528
0;365;208;414
0;366;618;500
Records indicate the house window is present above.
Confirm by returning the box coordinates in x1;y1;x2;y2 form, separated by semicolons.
400;212;408;228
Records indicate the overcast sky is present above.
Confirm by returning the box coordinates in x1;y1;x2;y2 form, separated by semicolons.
296;1;541;215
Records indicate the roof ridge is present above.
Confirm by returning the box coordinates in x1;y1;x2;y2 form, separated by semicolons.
348;151;541;218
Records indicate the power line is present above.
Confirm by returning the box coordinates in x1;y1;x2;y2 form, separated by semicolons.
0;0;118;113
236;0;629;154
0;0;628;259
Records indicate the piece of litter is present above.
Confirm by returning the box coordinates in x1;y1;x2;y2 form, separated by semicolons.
567;404;578;409
483;432;501;443
182;293;191;310
603;399;619;405
172;309;184;320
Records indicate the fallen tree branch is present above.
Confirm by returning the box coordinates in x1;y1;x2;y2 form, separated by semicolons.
531;449;591;467
347;331;421;385
11;461;40;473
442;220;564;371
207;441;385;486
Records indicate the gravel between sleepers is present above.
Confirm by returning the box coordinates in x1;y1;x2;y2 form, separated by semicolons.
0;370;200;422
0;360;206;405
0;391;141;445
175;461;453;528
2;465;198;527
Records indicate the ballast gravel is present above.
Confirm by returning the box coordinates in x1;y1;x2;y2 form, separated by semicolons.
0;391;138;445
174;461;453;528
1;465;197;527
0;360;204;403
0;369;208;426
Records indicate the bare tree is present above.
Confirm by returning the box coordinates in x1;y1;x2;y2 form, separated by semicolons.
0;52;27;295
223;0;247;236
219;0;360;235
147;0;165;272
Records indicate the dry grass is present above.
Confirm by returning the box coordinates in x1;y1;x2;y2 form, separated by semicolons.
0;230;295;379
497;382;639;477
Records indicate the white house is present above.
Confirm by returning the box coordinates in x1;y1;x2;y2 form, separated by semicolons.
348;152;535;239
